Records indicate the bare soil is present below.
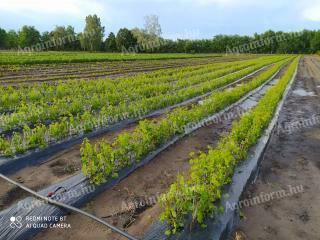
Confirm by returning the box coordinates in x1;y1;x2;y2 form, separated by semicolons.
230;56;320;240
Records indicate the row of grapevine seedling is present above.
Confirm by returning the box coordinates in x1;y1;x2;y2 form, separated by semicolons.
0;57;286;157
0;57;270;113
159;56;300;234
79;57;291;185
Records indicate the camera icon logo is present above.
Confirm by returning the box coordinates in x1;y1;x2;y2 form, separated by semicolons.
10;216;23;229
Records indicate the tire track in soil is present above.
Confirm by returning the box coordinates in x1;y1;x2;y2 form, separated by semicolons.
230;56;320;240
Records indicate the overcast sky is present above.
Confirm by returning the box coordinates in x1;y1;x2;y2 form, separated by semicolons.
0;0;319;39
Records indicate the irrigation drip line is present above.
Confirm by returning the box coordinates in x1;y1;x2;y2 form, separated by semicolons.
0;173;140;240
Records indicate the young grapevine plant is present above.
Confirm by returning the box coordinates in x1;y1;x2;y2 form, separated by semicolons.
159;56;300;234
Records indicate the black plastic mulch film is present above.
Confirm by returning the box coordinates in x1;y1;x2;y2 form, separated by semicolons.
0;62;297;240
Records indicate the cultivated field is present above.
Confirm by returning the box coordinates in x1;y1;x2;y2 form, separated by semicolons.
0;52;222;65
0;52;318;240
0;54;254;85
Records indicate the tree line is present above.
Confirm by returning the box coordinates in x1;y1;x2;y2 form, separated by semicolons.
0;14;319;54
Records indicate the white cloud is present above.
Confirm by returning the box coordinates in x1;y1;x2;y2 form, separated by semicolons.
194;0;234;5
0;0;107;17
302;3;320;21
185;0;262;7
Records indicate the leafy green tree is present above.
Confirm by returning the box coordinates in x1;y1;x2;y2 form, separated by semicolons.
310;31;320;53
131;28;147;43
49;25;78;50
131;28;149;52
50;26;68;50
0;28;7;49
130;15;162;53
116;28;137;53
41;31;50;42
6;30;18;49
18;25;41;48
260;30;277;53
80;14;104;51
299;29;312;53
105;32;117;52
184;40;197;53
